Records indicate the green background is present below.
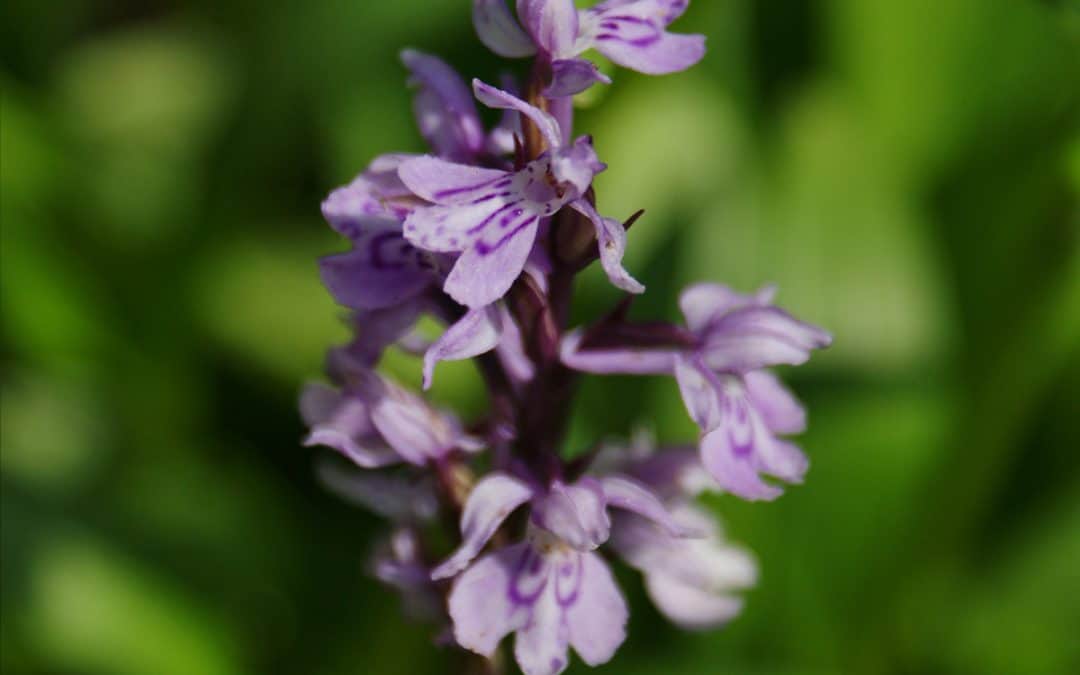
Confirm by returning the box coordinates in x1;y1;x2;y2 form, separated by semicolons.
2;1;1079;673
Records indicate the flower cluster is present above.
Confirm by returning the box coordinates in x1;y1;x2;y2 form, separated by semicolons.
302;2;830;674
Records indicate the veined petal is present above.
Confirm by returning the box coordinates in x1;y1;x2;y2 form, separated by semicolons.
423;306;503;390
600;474;698;537
404;196;525;254
513;577;569;675
318;222;435;310
744;370;806;435
449;542;532;658
517;0;579;58
569;199;644;294
583;3;705;75
402;49;486;161
701;306;832;372
473;79;564;151
566;552;628;666
432;473;535;580
474;0;538;58
444;215;540;308
545;59;611;98
398;155;510;205
559;329;678;375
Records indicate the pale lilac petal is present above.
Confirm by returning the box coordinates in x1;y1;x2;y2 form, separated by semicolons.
566;552;628;666
495;304;536;383
674;356;722;432
473;79;563;151
645;573;744;630
474;0;538;58
596;31;705;75
699;416;783;501
532;479;610;550
449;543;532;657
550;137;605;197
517;0;579;58
569;199;644;294
744;370;806;435
318;222;435;310
678;282;764;333
303;393;402;469
316;460;439;521
432;473;535;579
330;301;426;371
701;306;832;372
444;215;540;308
401;49;485;161
404;197;523;254
599;474;697;537
423;306;503;390
398;155;510;205
370;394;449;465
321;155;417;237
513;580;569;675
545;59;611;98
559;329;677;375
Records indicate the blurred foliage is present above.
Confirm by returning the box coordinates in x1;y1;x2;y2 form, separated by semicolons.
2;1;1079;674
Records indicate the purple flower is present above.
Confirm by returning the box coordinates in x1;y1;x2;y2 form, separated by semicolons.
595;437;757;629
561;283;832;500
473;0;705;96
399;80;642;308
434;472;692;675
300;369;483;468
319;156;443;311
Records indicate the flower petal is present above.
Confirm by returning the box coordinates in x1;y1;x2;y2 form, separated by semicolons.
513;577;569;675
600;474;698;537
545;58;611;98
401;49;486;161
673;355;722;432
404;196;525;254
645;573;744;630
432;473;535;580
473;79;564;151
299;382;341;427
701;306;832;372
370;394;449;466
318;223;435;310
423;306;503;390
593;26;705;75
566;552;628;666
678;282;766;333
444;215;540;308
449;542;532;657
559;329;677;375
569;199;644;294
398;155;510;205
303;394;402;469
744;370;806;435
495;303;536;383
517;0;579;58
474;0;538;58
532;479;610;550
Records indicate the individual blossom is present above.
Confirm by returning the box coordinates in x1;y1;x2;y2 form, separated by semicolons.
474;0;706;96
595;439;757;629
399;79;642;309
561;283;832;500
300;355;484;469
435;472;692;675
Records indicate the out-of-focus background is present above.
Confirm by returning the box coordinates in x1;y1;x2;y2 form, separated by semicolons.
2;1;1079;673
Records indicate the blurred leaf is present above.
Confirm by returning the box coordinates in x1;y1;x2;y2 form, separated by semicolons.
27;535;241;675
